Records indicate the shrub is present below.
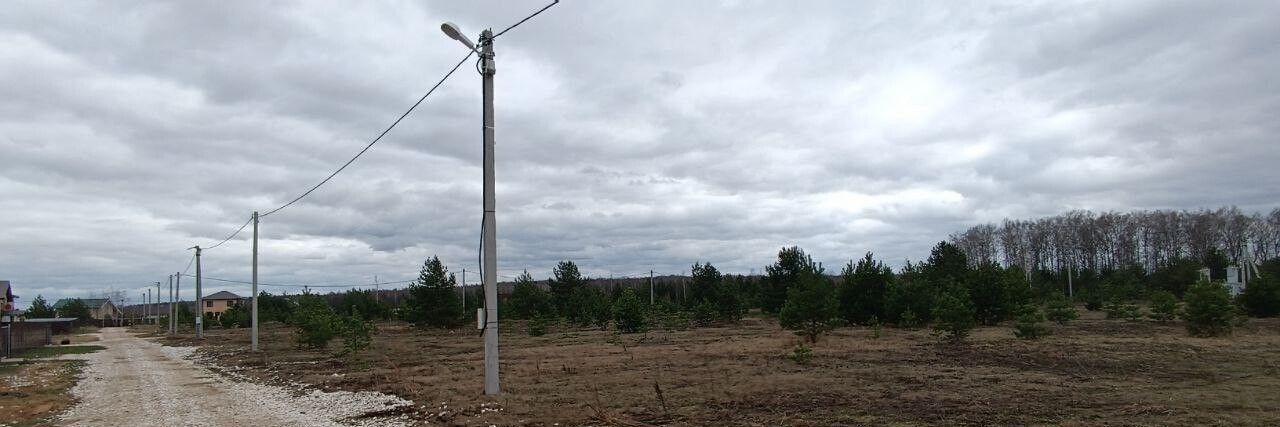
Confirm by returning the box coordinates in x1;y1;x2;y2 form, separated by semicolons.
612;288;647;333
257;292;295;323
932;287;976;344
648;300;690;331
527;315;549;337
692;301;717;327
715;279;744;322
1103;298;1141;320
1013;304;1050;340
339;308;375;357
1083;292;1104;311
1184;280;1236;337
1148;291;1180;323
336;290;390;321
778;273;840;344
788;341;813;365
1044;293;1078;325
292;294;339;349
568;286;610;329
509;271;555;319
1240;275;1280;318
1121;303;1144;322
219;303;249;328
899;309;920;329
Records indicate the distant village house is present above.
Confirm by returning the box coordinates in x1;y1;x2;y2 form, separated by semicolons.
202;291;244;320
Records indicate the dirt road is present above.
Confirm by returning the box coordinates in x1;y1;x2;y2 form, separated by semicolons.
59;328;412;427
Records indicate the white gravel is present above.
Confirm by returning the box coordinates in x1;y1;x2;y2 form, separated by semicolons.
59;328;413;427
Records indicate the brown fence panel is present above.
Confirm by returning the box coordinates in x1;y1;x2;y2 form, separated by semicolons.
2;322;53;358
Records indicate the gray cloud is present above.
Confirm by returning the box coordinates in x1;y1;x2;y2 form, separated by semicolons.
2;0;1278;307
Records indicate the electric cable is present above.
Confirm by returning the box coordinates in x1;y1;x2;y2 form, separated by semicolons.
203;215;254;250
259;49;476;218
493;0;560;39
178;273;412;288
180;254;196;276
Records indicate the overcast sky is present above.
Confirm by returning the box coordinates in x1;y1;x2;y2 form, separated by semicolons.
3;1;1278;308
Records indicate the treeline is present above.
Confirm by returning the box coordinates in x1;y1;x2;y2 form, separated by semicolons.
212;235;1280;348
949;206;1280;274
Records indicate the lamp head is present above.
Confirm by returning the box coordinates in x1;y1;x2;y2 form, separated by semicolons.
441;22;476;51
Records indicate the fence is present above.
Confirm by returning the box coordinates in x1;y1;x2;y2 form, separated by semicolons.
1;318;80;358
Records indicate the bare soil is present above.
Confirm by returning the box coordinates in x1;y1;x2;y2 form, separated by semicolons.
161;311;1280;426
0;358;83;427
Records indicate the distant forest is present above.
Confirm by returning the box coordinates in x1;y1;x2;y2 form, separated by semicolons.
947;206;1279;273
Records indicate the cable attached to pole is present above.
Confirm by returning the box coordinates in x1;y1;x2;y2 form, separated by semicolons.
259;50;476;218
493;0;560;39
203;215;254;251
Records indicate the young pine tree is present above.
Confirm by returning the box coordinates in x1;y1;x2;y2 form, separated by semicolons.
1240;274;1280;318
1012;304;1050;339
761;246;821;314
1183;280;1236;337
689;262;722;307
969;261;1014;326
1148;290;1180;323
714;279;744;322
509;270;555;319
778;273;840;344
612;288;647;333
292;293;339;349
837;252;892;325
402;256;463;327
27;295;54;318
1044;292;1078;325
548;260;586;314
932;287;976;344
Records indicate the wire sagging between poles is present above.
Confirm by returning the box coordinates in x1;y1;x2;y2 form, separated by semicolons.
203;215;254;251
259;49;476;218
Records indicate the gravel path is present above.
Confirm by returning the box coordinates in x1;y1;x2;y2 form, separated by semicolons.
58;328;413;427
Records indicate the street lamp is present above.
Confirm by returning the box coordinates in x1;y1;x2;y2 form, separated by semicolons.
442;22;500;396
441;22;477;52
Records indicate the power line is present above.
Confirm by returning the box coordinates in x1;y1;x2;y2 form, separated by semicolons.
493;0;560;39
203;215;254;250
180;254;196;276
177;273;412;289
259;49;476;218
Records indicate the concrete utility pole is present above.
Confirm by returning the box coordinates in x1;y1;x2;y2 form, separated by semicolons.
193;245;204;339
478;28;500;396
168;275;174;334
155;282;161;324
251;211;259;352
649;270;654;305
442;22;501;395
1067;264;1074;299
174;271;181;332
442;0;558;392
461;269;466;309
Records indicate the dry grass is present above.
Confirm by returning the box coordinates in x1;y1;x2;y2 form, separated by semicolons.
0;360;84;427
163;310;1280;426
